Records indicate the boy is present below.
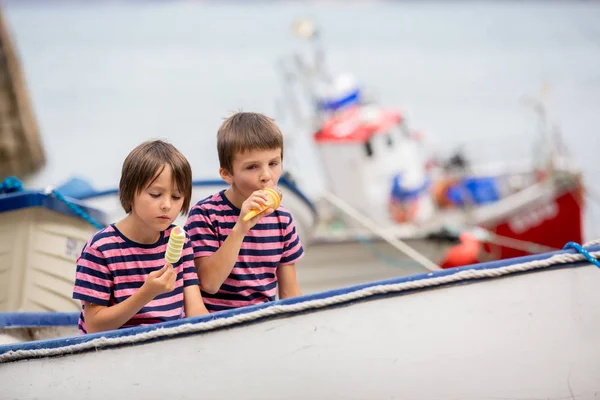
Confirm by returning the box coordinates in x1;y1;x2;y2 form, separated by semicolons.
73;140;209;334
185;112;304;312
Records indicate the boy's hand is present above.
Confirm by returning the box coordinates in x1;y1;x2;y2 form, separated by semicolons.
237;189;275;231
142;263;177;298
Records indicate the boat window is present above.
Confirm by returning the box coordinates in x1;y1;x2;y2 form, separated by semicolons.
364;139;373;157
386;133;393;147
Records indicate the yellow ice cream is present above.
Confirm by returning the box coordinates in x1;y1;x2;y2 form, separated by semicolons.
165;225;186;264
243;187;282;222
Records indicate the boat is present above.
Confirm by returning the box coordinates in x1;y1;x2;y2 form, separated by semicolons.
271;19;585;268
0;181;108;313
1;240;599;399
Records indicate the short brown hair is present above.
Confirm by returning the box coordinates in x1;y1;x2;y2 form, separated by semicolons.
217;112;284;173
119;140;192;215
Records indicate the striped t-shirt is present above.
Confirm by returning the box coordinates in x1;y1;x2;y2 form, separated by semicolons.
185;190;304;312
72;224;200;334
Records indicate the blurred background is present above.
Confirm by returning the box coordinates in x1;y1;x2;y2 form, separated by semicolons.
1;0;599;273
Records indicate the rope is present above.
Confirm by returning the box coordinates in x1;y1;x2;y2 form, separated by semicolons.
1;245;597;363
468;227;559;254
563;242;600;268
0;176;23;193
45;186;104;230
321;191;441;271
584;238;600;247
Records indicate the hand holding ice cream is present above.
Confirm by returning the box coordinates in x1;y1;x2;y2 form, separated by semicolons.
243;187;282;221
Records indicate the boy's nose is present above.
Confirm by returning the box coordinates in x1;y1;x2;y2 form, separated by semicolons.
260;169;272;183
161;199;171;210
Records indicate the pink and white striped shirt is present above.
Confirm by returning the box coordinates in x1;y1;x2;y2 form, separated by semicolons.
72;224;200;334
185;190;304;312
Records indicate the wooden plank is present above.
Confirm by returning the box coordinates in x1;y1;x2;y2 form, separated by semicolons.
29;252;77;284
26;270;80;312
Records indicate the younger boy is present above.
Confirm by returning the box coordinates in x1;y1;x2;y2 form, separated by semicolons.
73;140;209;334
185;112;304;312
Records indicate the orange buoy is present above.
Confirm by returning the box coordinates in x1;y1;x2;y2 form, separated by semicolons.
439;231;482;269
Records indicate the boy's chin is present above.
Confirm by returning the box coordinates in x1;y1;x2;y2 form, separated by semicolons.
153;219;174;230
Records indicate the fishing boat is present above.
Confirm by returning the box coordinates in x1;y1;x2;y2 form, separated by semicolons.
271;18;585;268
1;241;599;399
0;181;107;314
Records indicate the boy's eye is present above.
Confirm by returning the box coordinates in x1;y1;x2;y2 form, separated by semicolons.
172;195;182;201
246;165;257;170
269;161;280;167
150;193;161;198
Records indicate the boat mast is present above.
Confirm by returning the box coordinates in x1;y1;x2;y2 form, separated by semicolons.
525;84;559;177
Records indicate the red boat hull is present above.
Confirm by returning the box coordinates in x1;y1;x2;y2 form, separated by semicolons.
440;179;584;268
484;181;584;259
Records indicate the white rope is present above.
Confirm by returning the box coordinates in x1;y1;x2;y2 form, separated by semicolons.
471;227;559;254
321;191;441;271
1;248;598;364
584;238;600;247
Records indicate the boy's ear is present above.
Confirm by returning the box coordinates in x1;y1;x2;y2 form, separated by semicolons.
219;167;233;185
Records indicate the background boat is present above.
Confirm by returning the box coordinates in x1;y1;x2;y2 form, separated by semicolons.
0;185;107;313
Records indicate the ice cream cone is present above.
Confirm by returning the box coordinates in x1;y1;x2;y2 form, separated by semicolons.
243;187;282;222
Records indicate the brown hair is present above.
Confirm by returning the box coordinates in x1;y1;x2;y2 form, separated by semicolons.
119;140;192;215
217;112;284;173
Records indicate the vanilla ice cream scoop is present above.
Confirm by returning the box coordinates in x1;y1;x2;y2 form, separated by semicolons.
165;225;186;264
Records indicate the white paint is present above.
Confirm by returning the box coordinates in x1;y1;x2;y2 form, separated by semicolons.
2;265;599;399
508;200;559;234
316;121;434;227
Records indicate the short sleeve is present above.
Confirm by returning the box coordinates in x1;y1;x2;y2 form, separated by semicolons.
185;204;220;259
180;235;200;287
72;242;113;306
280;216;304;265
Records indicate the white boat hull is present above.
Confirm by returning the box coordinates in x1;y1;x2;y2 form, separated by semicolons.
2;245;599;399
0;192;107;313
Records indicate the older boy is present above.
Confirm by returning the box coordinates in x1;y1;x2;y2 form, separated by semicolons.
185;112;304;312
